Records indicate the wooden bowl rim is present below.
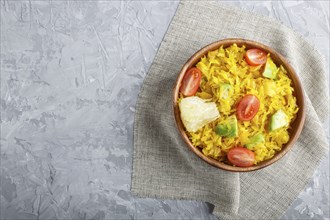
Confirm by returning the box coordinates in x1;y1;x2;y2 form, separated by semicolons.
172;38;306;172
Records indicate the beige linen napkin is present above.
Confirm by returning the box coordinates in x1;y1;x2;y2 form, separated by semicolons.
131;1;329;219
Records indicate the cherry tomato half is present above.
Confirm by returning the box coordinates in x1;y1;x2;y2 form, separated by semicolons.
227;147;255;167
237;94;260;121
180;67;202;96
245;49;267;66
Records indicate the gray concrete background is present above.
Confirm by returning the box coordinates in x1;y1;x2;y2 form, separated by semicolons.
1;1;329;219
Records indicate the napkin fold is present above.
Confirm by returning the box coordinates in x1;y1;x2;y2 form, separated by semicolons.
131;1;329;219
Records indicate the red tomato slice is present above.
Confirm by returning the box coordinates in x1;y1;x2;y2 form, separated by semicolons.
227;147;255;167
237;94;260;121
245;49;267;66
180;67;202;96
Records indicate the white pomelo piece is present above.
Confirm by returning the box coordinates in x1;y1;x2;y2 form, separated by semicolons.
179;96;220;132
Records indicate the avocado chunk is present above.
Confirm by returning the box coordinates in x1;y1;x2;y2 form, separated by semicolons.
219;83;233;99
215;115;238;137
262;58;279;79
245;133;265;150
269;109;289;131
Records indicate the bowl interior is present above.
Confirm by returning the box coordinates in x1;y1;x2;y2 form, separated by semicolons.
173;38;305;172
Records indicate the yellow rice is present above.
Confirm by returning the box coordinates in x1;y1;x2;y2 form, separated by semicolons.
186;44;299;164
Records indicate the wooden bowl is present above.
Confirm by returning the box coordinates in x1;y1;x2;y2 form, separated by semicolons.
172;38;305;172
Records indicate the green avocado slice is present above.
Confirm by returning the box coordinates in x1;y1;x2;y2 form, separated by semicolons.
215;115;238;138
262;58;279;79
269;109;289;131
245;133;265;150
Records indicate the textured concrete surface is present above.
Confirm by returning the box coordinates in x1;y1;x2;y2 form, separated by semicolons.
0;1;329;219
